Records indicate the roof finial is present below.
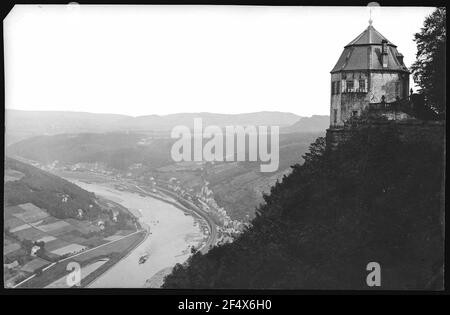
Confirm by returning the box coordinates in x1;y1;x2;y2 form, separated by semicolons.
367;2;380;25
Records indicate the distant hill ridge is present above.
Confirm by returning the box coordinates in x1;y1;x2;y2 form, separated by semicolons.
5;109;329;145
281;115;330;133
111;111;301;132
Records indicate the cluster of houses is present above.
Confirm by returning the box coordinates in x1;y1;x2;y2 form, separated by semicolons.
66;162;112;174
166;176;245;243
196;181;245;237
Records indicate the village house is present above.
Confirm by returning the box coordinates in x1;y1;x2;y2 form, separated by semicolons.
31;245;41;257
97;220;106;230
111;209;119;222
4;260;19;270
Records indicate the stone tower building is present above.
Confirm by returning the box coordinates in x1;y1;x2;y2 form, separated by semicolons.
329;22;410;128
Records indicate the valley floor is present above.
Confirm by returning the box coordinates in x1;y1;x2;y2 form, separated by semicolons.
12;169;216;288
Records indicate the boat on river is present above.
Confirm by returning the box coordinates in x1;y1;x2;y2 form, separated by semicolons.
139;253;150;264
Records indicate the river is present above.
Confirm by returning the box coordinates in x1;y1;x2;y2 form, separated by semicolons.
64;178;206;288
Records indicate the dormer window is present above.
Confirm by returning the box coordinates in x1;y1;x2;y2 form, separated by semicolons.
381;39;387;54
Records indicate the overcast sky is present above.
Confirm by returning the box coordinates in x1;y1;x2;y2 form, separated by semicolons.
4;5;435;117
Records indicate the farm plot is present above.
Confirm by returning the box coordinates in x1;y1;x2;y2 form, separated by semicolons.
13;226;48;242
5;205;26;214
104;230;133;241
34;216;61;225
45;225;77;237
13;203;49;223
79;237;108;248
4;195;141;288
8;223;31;233
4;169;25;182
18;231;144;288
35;236;57;243
34;220;71;233
4;242;21;255
57;230;90;244
104;235;123;242
21;258;50;273
45;239;71;252
65;218;102;234
5;205;26;215
116;230;134;236
50;243;87;256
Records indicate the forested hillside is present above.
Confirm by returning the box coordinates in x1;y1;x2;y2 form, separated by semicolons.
7;131;323;221
4;158;102;219
6;133;173;171
163;123;444;289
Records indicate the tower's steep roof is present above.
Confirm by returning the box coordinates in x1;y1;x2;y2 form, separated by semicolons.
345;25;395;47
331;24;409;73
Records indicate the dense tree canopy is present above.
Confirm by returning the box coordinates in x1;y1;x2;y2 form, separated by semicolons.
163;123;444;290
411;7;446;115
4;158;102;220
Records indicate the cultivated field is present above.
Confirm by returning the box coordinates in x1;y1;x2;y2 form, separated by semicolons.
4;201;138;288
18;231;145;288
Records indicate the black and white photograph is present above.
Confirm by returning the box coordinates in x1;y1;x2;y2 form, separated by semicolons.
1;1;446;298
